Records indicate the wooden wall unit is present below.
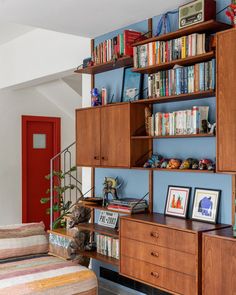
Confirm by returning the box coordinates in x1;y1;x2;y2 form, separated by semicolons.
203;228;236;295
217;29;236;173
120;214;229;295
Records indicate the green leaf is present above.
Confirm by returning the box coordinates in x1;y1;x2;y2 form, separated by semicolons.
40;197;50;204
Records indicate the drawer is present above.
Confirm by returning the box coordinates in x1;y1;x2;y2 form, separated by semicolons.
120;256;196;295
121;238;196;276
120;219;196;254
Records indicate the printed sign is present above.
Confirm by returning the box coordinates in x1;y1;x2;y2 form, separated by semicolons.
98;211;119;228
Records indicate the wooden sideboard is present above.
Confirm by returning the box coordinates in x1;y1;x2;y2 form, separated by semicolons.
203;227;236;295
120;214;229;295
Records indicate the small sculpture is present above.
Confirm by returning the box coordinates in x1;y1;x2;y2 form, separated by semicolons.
167;159;182;169
199;159;215;171
180;158;199;170
143;154;163;168
102;177;122;206
91;88;101;106
161;159;169;169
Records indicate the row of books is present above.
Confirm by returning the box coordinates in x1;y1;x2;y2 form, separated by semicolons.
146;106;209;136
92;30;142;65
96;234;119;259
133;33;211;68
107;198;148;213
147;59;215;98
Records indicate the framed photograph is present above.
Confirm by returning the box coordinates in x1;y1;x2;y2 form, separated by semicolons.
164;186;191;218
191;188;221;224
121;67;143;102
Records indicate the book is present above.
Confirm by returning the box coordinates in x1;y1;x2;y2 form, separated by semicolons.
124;30;142;57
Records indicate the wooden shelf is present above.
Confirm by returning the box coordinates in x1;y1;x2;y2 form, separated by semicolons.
132;20;231;46
132;90;215;104
47;228;77;239
81;203;132;214
132;167;215;173
131;134;215;139
79;250;119;266
132;51;215;74
74;56;133;75
77;223;119;238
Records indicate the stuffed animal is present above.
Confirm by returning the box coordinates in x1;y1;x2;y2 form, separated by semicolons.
180;158;199;170
167;159;182;169
199;159;215;171
143;154;163;168
161;159;169;169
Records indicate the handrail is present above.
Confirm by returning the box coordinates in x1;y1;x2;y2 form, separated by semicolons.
50;141;77;229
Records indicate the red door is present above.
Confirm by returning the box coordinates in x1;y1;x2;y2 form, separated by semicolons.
22;116;60;229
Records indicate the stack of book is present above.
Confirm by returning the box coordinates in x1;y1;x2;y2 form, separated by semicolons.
107;198;148;213
133;33;212;68
148;59;215;98
92;30;142;65
146;106;209;136
96;234;119;259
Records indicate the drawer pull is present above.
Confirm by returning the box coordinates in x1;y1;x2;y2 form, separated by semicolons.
151;271;159;278
150;231;159;238
94;156;99;160
151;251;159;257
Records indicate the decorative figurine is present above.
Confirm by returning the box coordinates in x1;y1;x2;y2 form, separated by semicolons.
199;159;215;171
102;177;122;207
143;154;163;168
226;3;236;27
180;158;199;170
91;88;101;106
161;159;169;169
167;159;182;169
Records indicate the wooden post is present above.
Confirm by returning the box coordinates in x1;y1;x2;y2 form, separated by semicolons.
91;39;95;225
232;175;236;226
149;170;153;213
148;18;153;38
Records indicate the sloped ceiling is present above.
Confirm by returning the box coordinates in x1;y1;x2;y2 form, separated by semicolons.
0;0;188;38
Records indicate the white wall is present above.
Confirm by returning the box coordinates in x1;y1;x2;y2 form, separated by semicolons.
0;87;76;225
0;28;90;89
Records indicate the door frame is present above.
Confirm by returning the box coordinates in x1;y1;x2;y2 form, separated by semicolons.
22;115;61;223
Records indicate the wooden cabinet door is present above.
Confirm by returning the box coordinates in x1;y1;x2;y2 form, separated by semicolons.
203;236;236;295
217;30;236;172
76;108;101;167
100;104;130;167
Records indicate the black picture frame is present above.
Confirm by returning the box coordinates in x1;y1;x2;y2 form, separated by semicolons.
191;188;221;224
121;66;143;102
164;185;191;219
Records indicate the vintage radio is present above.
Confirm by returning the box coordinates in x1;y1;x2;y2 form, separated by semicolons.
179;0;216;29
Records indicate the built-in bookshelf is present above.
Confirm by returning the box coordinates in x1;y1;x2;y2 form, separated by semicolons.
74;18;234;268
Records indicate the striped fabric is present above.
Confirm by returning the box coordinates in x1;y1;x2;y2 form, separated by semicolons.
0;222;46;239
0;235;49;259
0;255;97;294
0;222;48;260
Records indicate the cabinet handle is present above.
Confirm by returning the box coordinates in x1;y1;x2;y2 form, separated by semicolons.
94;156;99;160
150;231;159;238
150;271;159;278
151;251;159;257
101;156;108;161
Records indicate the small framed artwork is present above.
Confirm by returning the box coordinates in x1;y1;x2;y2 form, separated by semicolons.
191;188;221;224
121;67;143;102
164;186;191;219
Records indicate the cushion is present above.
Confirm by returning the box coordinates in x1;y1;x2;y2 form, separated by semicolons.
0;222;49;260
0;222;46;238
0;234;49;259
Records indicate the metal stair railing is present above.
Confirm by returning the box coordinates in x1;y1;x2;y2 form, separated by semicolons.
50;141;81;229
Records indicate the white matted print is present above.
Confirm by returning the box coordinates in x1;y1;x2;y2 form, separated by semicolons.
191;188;221;224
165;186;191;218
